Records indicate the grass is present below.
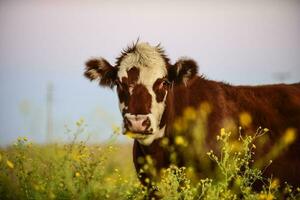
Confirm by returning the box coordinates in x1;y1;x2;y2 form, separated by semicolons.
0;118;300;200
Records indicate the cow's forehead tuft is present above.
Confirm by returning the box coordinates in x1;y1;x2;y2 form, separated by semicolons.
117;43;167;84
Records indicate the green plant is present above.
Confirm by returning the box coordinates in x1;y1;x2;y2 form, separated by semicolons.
0;119;299;200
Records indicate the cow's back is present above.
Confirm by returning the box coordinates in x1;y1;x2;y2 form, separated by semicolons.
232;83;300;134
186;78;300;186
214;82;300;186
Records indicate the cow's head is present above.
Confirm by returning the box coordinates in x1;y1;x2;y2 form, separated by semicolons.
84;42;198;145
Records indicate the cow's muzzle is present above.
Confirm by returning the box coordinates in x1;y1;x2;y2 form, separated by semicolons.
123;114;151;134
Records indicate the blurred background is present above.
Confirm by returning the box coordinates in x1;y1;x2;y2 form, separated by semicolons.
0;0;299;146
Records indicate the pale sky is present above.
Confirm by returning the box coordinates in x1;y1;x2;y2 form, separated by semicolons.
0;0;300;145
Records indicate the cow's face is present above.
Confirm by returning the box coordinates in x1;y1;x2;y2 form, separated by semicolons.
115;44;169;145
84;42;198;145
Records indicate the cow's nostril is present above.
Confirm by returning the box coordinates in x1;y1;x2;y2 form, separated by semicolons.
142;117;151;128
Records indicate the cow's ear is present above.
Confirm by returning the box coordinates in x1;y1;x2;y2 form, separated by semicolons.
168;58;198;85
84;58;117;88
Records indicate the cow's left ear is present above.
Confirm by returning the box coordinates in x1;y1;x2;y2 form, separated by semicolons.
84;58;117;88
168;58;198;86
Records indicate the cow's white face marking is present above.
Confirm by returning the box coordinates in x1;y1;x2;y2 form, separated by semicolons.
116;43;168;145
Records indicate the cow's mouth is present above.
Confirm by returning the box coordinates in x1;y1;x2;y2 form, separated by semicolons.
124;130;152;139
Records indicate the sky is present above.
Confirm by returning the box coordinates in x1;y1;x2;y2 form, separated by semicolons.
0;0;300;145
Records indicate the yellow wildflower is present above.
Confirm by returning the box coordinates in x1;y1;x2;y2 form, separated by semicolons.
259;193;274;200
270;178;279;189
76;118;84;127
199;101;212;116
175;136;187;146
207;150;213;156
220;128;226;136
173;118;187;132
259;193;266;200
266;194;274;200
143;164;149;170
183;107;197;121
145;155;153;165
6;160;14;169
75;172;80;177
239;112;252;127
108;145;113;151
283;128;296;145
160;138;169;146
235;177;242;186
263;128;269;132
145;178;150;183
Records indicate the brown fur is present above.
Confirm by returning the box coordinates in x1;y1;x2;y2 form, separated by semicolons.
124;67;140;85
117;67;140;107
153;78;168;102
127;84;152;115
134;76;300;187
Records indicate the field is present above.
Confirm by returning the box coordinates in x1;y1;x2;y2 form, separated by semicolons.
0;119;300;200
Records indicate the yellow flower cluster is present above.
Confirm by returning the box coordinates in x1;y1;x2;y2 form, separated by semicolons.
258;193;274;200
6;160;14;169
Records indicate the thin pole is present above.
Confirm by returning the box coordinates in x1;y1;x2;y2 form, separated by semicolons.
46;82;53;142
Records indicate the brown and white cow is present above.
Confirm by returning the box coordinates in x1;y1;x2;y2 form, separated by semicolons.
84;42;300;187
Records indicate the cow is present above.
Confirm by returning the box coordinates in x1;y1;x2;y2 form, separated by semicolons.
84;42;300;190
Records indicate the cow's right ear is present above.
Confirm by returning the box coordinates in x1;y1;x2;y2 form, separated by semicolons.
168;58;198;86
84;58;117;88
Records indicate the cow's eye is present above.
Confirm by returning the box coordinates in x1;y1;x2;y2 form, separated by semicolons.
163;79;171;86
159;79;170;89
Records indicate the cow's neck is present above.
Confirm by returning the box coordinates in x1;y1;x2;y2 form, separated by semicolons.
134;77;220;154
165;76;209;130
133;138;171;170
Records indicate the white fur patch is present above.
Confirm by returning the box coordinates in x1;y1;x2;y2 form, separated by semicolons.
117;43;167;85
